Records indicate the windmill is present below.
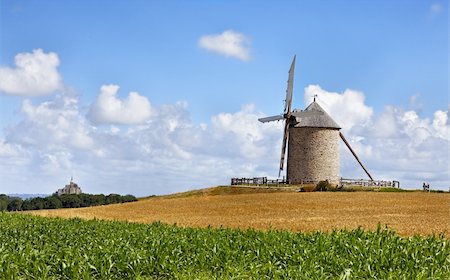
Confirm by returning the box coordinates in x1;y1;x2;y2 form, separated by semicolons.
259;56;373;184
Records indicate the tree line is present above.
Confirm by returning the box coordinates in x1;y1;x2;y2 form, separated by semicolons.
0;193;138;211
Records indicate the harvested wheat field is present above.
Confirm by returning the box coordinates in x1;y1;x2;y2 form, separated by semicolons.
30;187;450;237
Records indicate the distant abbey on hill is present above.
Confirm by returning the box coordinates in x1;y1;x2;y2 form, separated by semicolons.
55;178;82;196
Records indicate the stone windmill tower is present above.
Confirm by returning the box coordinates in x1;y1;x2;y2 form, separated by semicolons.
259;56;373;184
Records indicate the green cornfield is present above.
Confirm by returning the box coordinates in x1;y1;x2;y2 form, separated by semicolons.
0;213;449;279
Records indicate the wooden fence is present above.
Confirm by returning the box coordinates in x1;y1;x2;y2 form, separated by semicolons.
230;177;287;186
230;177;400;188
339;178;400;188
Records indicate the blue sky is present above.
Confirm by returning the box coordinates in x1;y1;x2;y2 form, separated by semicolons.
0;0;448;195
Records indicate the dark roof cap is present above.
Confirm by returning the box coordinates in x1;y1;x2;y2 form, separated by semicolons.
293;101;341;129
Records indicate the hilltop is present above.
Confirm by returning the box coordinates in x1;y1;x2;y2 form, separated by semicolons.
141;184;413;200
144;185;300;199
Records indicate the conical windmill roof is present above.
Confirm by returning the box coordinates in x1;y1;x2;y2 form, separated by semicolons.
293;101;341;129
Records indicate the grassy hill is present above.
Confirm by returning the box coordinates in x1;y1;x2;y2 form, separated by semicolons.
142;184;414;200
29;186;450;237
141;185;301;199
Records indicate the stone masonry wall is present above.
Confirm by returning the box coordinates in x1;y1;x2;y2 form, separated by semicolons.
287;127;340;185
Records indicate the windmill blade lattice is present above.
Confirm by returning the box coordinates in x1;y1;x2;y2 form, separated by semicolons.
284;55;296;116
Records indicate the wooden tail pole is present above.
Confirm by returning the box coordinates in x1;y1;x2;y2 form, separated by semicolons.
339;132;374;181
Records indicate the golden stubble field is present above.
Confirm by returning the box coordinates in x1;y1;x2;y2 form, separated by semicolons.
30;188;450;237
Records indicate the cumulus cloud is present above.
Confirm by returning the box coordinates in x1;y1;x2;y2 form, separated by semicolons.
0;91;283;195
210;104;282;160
0;85;448;195
433;110;449;138
0;49;62;96
0;93;96;193
0;140;22;157
304;85;373;132
303;85;449;189
365;106;449;188
199;30;251;61
88;84;152;125
10;95;94;151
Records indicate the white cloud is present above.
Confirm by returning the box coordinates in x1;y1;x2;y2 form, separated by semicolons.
0;49;62;96
303;85;449;189
199;30;251;61
88;84;152;125
0;140;21;157
210;104;282;160
304;85;373;132
0;85;448;195
433;110;449;139
372;106;400;138
0;94;96;193
0;93;282;195
11;95;94;150
365;106;449;188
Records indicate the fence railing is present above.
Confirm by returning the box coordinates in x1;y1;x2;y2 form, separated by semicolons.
339;178;400;188
230;177;287;186
230;177;400;188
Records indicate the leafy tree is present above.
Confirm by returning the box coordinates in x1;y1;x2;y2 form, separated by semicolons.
106;194;121;204
21;200;32;211
0;197;9;211
44;196;62;209
122;195;138;203
22;197;46;210
78;193;92;207
31;197;45;210
0;192;137;211
7;199;23;211
60;195;81;208
92;194;106;206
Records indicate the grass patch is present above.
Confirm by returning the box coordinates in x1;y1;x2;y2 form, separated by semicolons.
376;187;414;192
1;212;449;279
140;185;430;200
141;186;289;200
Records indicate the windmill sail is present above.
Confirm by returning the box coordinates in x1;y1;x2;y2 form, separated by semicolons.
279;120;289;176
258;55;320;178
258;114;284;123
284;55;296;115
278;56;297;176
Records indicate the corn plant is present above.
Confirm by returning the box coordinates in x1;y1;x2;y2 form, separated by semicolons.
0;213;448;279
